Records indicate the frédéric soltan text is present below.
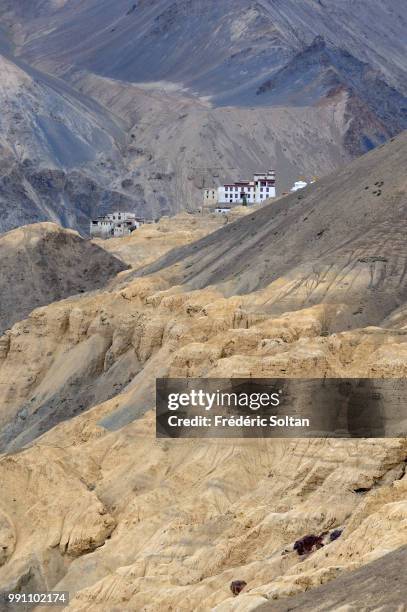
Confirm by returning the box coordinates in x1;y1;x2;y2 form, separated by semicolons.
167;415;311;428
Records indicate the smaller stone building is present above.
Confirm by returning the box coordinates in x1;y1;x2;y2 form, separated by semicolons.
90;212;144;238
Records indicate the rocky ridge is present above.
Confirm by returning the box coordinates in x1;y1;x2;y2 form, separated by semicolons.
0;1;406;230
92;210;242;269
0;134;407;609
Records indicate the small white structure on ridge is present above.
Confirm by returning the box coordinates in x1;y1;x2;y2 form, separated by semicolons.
214;205;232;215
290;180;309;192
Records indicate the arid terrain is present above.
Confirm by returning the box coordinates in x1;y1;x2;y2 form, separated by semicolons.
0;0;406;232
92;211;243;269
0;133;407;610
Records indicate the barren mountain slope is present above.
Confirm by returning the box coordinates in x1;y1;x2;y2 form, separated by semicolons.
0;47;363;231
0;222;126;335
0;1;406;229
94;211;243;269
0;38;356;231
71;71;356;207
3;0;406;97
0;51;125;167
0;45;149;234
139;130;407;329
0;135;407;609
259;545;407;611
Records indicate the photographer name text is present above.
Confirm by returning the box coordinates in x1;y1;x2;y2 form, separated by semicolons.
167;415;310;428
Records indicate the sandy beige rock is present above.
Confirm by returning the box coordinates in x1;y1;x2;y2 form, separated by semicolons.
1;135;407;610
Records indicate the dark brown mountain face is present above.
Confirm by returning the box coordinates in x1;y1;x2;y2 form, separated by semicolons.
0;0;405;231
0;223;126;335
254;36;407;155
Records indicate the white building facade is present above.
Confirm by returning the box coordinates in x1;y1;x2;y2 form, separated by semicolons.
90;212;144;238
204;171;276;207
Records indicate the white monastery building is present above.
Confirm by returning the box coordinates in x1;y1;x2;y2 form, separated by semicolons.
90;212;144;238
204;171;276;207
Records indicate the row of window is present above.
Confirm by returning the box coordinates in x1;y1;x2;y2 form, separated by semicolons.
226;194;268;203
95;219;137;226
224;183;274;190
225;186;250;192
225;189;272;196
224;187;273;192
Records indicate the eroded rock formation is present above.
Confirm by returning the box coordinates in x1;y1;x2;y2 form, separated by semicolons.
0;134;407;609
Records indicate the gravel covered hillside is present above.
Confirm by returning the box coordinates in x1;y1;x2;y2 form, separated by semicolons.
0;45;144;234
0;0;406;231
4;0;407;99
